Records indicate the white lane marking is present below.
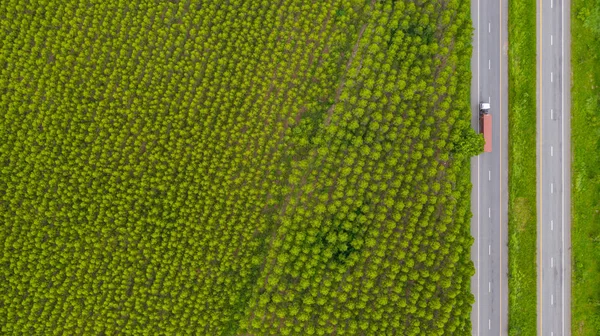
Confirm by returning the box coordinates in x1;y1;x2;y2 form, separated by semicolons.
489;319;491;330
488;59;491;70
551;257;554;268
551;108;554;119
489;207;491;218
489;22;491;33
552;294;554;306
489;244;491;255
489;170;491;181
489;96;491;103
551;72;554;82
551;183;554;194
476;1;480;333
489;282;491;292
551;0;553;8
478;155;481;334
551;219;554;231
551;35;553;45
551;146;554;156
540;2;545;331
476;0;480;329
562;0;566;331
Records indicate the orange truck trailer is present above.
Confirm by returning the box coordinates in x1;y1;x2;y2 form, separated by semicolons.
480;103;492;152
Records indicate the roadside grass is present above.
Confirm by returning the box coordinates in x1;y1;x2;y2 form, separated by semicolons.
571;0;600;334
507;0;537;334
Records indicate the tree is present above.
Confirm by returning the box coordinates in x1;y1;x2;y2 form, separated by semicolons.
452;125;484;158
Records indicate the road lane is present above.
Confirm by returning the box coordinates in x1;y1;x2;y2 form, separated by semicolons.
470;0;508;334
538;0;571;333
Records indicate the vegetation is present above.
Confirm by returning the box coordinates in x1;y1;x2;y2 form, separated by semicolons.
572;0;600;334
506;0;538;334
0;0;477;335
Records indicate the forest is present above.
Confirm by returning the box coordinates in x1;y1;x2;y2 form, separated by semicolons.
0;0;478;334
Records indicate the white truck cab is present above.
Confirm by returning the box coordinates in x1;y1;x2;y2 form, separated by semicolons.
480;102;491;112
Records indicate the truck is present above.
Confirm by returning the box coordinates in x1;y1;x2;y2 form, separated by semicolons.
479;102;492;152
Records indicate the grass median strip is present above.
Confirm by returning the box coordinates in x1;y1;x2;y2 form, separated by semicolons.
507;0;538;334
571;0;600;334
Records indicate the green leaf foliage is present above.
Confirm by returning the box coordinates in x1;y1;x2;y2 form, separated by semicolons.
0;0;475;335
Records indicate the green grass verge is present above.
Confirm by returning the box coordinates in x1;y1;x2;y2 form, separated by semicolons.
571;0;600;334
507;0;538;334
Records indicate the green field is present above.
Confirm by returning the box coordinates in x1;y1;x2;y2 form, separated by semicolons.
0;0;480;334
571;0;600;334
506;0;538;334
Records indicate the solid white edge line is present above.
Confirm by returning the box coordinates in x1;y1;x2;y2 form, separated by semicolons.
561;0;565;331
539;0;544;328
499;0;504;332
476;154;481;335
477;0;480;332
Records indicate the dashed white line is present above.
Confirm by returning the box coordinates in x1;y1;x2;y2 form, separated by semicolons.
488;207;491;218
551;108;554;119
551;0;553;8
551;72;554;82
488;319;491;330
488;170;491;181
488;59;491;70
552;294;554;306
489;244;491;255
489;22;491;33
551;219;554;231
489;282;491;292
551;146;554;156
551;35;553;45
551;183;554;194
551;257;554;268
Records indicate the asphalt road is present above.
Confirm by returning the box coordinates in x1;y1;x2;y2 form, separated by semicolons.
469;0;509;334
537;0;572;333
